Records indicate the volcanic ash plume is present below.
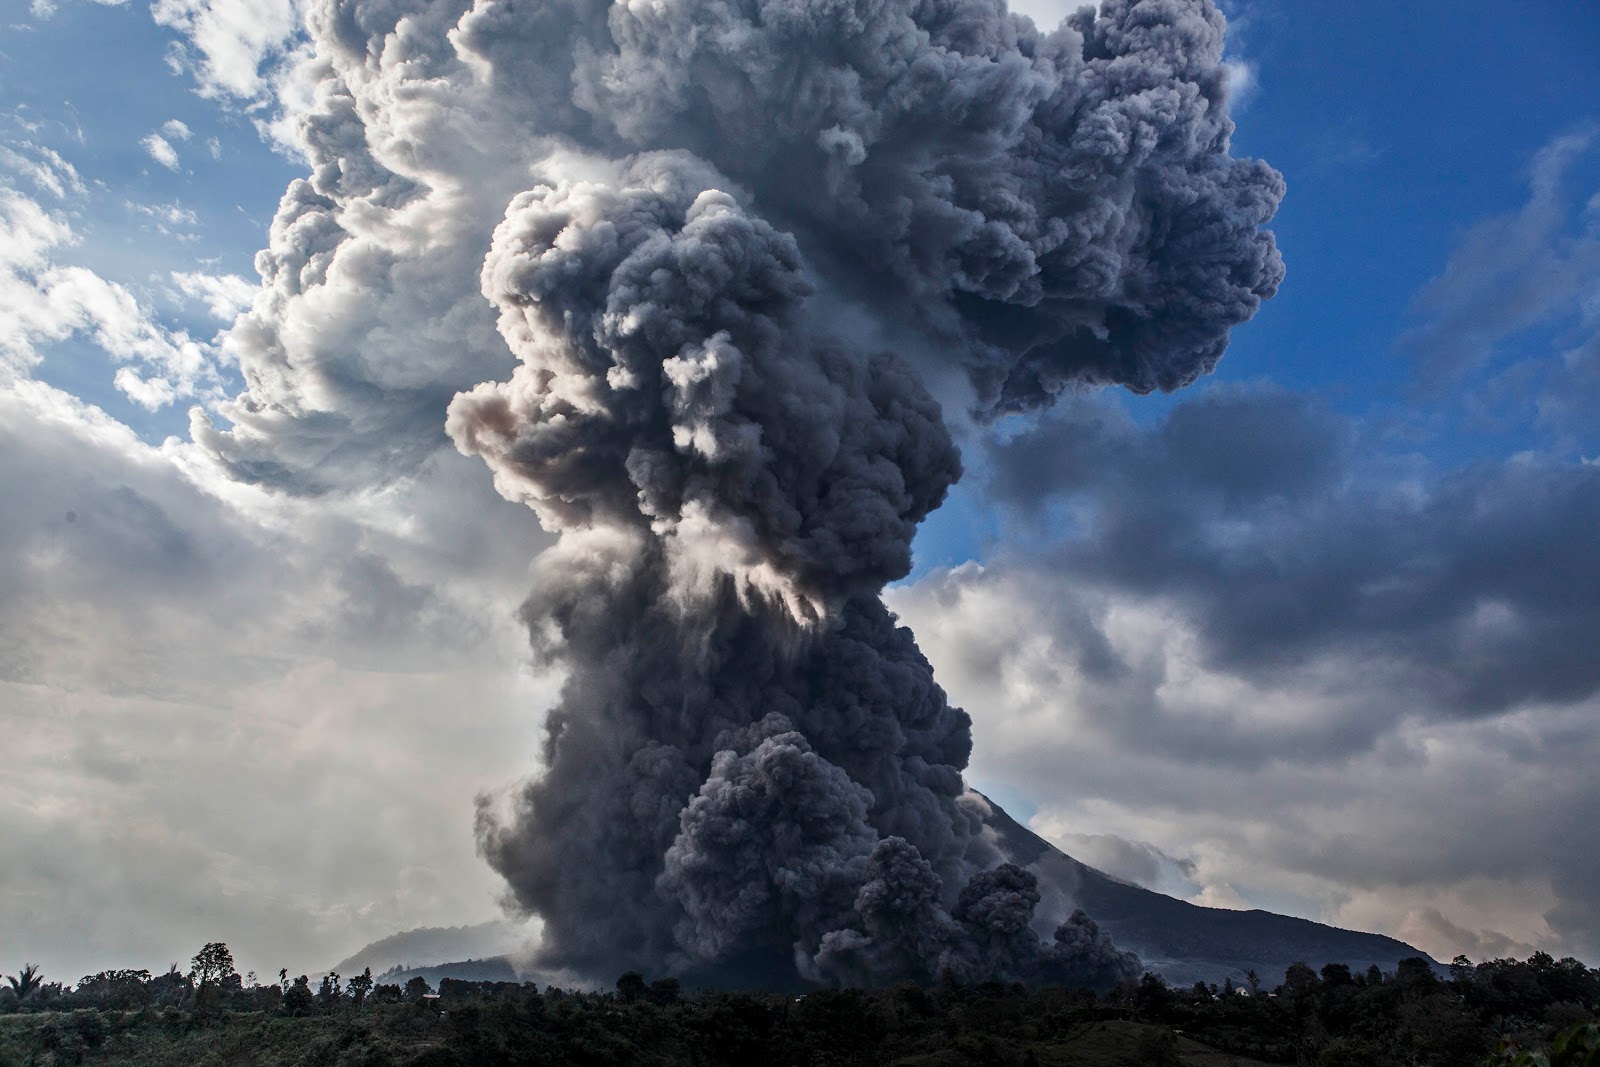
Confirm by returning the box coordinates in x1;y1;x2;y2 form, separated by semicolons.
210;0;1282;987
448;153;1078;984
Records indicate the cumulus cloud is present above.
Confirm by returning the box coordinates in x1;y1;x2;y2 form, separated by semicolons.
151;0;305;102
171;269;256;321
0;186;219;407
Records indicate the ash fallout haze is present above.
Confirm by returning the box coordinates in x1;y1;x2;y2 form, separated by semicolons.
1;0;1598;989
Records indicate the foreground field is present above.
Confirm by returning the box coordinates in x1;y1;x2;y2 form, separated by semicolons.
0;1008;1278;1067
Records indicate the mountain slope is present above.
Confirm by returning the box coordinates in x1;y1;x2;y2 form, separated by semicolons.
983;797;1435;987
374;957;522;989
329;921;519;980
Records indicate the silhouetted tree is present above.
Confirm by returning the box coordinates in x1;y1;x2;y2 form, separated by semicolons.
1283;960;1320;1015
1321;963;1354;988
150;964;191;1007
347;967;373;1009
616;971;646;1003
282;975;314;1016
1396;956;1439;1000
318;971;342;1010
1135;972;1174;1018
6;964;43;1002
188;943;237;1012
188;943;237;989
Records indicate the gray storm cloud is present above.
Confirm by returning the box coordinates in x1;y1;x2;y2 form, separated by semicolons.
200;0;1281;986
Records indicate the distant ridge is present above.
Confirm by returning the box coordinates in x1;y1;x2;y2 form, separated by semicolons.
330;921;518;980
375;957;522;989
982;796;1436;987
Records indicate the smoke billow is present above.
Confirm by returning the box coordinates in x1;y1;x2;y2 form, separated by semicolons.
206;0;1281;988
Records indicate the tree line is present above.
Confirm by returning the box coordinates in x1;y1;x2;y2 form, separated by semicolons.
2;945;1597;1066
0;943;437;1019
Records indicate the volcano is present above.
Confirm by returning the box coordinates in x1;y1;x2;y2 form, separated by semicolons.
983;798;1435;987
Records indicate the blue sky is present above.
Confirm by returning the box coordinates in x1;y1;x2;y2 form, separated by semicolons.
3;0;300;437
2;0;1599;983
1220;2;1598;412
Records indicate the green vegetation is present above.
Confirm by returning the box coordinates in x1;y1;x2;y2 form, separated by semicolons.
0;948;1594;1065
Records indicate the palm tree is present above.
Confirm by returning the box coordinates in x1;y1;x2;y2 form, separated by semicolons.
6;964;43;1001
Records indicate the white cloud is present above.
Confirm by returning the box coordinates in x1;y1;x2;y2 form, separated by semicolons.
129;199;199;233
1215;0;1263;111
161;118;192;141
111;364;179;408
1189;884;1250;912
0;141;84;199
0;187;220;406
0;187;83;370
140;132;181;171
21;0;132;19
171;270;256;321
1223;59;1259;110
151;0;305;102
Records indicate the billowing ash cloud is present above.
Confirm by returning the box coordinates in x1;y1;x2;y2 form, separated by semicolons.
202;0;1280;987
